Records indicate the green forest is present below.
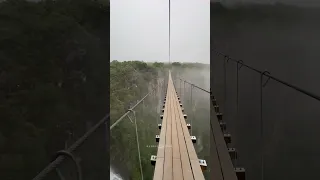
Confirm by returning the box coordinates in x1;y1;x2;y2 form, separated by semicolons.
110;61;210;179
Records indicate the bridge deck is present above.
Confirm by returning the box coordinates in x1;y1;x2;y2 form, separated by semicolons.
153;72;205;180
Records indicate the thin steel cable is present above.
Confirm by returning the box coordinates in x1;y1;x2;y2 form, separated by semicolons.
168;0;171;66
34;79;159;180
180;78;210;94
212;48;320;102
180;79;182;96
32;113;110;180
110;93;149;130
190;84;193;135
183;81;185;102
127;110;144;180
260;71;270;180
223;55;227;116
52;150;82;180
234;60;243;167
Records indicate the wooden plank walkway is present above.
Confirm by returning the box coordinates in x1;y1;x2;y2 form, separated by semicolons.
153;71;205;180
210;101;238;180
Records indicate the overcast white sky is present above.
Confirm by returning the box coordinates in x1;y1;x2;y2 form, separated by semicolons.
110;0;210;63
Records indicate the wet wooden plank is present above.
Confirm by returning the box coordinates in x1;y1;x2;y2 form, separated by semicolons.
163;87;173;180
210;115;224;180
156;80;170;158
173;158;184;180
154;77;171;179
173;89;194;180
172;78;204;180
190;159;206;180
153;158;164;180
154;71;206;180
175;100;200;160
172;92;181;160
210;100;238;180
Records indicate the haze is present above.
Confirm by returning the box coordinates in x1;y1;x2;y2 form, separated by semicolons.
110;0;210;63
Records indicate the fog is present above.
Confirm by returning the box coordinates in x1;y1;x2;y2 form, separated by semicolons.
110;167;123;180
171;65;210;178
211;2;320;180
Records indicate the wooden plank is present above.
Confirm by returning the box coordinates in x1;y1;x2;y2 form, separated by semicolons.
157;103;168;158
175;107;198;160
190;159;206;179
175;113;194;179
172;82;194;180
210;102;238;180
163;91;173;180
171;93;181;160
210;119;224;180
171;83;184;180
173;159;184;180
154;76;171;180
171;77;204;180
156;80;170;158
163;82;174;180
154;71;206;180
163;147;173;180
153;158;164;180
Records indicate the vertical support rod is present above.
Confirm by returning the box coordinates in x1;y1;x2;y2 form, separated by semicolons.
260;70;270;180
134;112;144;180
180;79;182;96
223;56;227;115
260;72;264;180
235;61;240;167
168;0;171;67
190;84;193;135
184;81;186;103
236;63;239;125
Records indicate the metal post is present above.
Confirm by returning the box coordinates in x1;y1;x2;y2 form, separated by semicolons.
235;60;243;167
184;81;185;102
223;56;228;114
180;79;182;96
236;60;243;142
190;84;193;135
260;71;270;180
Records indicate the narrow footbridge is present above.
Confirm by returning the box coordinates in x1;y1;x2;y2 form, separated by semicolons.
32;70;244;180
152;72;205;180
151;71;244;180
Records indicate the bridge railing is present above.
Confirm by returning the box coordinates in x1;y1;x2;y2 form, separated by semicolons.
110;78;166;180
32;113;110;180
32;78;165;180
172;75;211;179
211;48;320;180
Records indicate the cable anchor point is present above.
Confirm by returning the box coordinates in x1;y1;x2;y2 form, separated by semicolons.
261;71;271;87
237;60;244;70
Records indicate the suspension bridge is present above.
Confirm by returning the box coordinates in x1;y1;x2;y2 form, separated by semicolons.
31;48;320;180
152;71;205;180
29;0;320;178
31;66;245;180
